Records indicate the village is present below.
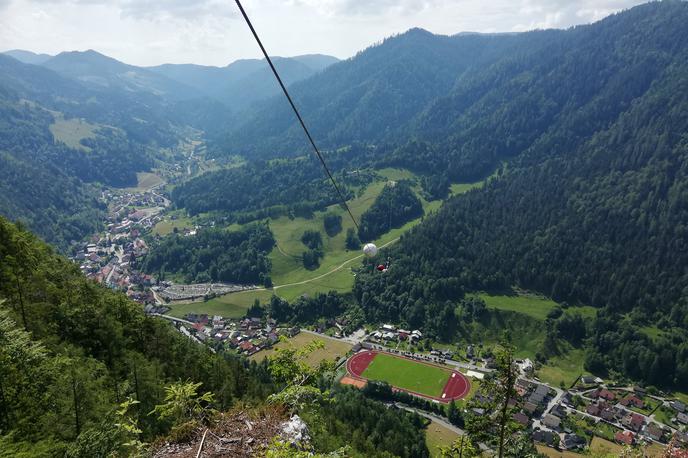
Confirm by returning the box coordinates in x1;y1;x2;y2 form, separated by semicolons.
168;314;687;455
70;184;255;306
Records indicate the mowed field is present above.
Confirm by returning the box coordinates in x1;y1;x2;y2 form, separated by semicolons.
49;112;98;151
127;172;164;191
250;332;352;366
425;421;460;458
167;289;274;319
361;353;452;398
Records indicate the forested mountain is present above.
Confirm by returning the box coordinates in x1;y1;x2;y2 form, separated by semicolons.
171;147;376;221
149;54;338;111
218;28;543;157
0;54;181;246
0;217;275;455
353;1;688;388
41;50;202;101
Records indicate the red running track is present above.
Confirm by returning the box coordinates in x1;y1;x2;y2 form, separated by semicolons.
346;350;470;403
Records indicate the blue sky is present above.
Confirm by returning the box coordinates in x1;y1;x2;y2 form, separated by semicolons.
0;0;646;66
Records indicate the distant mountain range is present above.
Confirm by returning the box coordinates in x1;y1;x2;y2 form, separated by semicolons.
2;48;339;109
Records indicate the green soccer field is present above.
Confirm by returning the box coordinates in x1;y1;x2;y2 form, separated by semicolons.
361;353;451;398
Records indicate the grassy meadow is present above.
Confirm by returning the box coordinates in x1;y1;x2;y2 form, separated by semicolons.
425;421;461;458
250;331;352;366
49;112;98;151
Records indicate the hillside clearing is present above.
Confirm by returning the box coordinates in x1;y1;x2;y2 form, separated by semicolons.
49;113;98;151
250;332;352;366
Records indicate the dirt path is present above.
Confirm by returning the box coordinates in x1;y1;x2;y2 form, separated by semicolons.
273;237;399;290
225;237;400;296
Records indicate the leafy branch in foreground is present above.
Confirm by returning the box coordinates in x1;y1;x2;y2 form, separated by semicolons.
266;337;335;410
151;381;216;426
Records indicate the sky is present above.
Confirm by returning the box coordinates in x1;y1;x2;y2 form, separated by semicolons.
0;0;647;67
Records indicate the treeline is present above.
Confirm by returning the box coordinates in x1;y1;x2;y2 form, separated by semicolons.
142;223;275;285
171;153;376;219
358;181;423;242
0;217;275;456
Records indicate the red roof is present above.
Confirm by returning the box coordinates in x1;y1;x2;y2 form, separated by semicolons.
615;431;634;445
239;341;254;351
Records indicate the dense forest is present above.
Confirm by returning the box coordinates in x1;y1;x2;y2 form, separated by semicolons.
171;151;376;220
357;181;423;242
0;217;275;455
142;223;275;285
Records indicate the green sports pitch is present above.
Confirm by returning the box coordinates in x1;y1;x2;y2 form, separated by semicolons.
361;353;451;398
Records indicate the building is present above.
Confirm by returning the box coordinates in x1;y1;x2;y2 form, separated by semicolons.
677;412;688;425
646;423;665;442
543;414;561;430
620;395;644;409
621;413;645;431
513;412;529;427
670;400;686;413
533;430;556;445
562;433;586;450
615;430;635;446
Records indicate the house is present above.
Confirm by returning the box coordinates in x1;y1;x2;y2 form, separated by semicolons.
587;404;601;417
601;408;617;422
533;430;556;445
580;375;600;385
466;345;475;359
562;433;586;450
550;404;567;418
513;412;529;427
543;414;561;430
675;431;688;446
615;430;635;446
677;412;688;424
620;395;644;409
382;324;396;331
529;392;546;405
238;341;255;354
529;392;545;403
523;402;538;415
670;400;686;413
622;413;645;431
594;389;616;401
521;358;534;373
646;423;665;442
534;384;550;397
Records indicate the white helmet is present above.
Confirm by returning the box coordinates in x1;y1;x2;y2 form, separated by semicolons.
363;243;378;257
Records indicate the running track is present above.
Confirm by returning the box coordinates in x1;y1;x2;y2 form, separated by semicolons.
346;350;470;403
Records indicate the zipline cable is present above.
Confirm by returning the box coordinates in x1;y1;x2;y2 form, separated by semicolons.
233;0;360;231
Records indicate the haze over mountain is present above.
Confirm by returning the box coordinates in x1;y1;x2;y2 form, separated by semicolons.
148;53;339;111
